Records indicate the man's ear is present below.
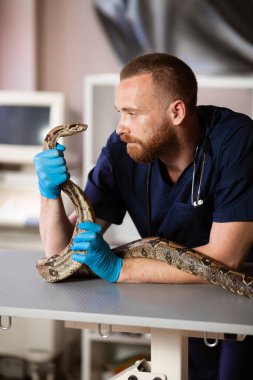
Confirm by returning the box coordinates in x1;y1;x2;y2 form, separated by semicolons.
167;100;186;125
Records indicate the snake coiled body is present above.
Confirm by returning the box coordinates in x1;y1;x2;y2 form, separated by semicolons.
36;124;95;281
36;124;253;299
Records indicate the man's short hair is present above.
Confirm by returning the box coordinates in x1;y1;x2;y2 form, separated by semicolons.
120;53;198;111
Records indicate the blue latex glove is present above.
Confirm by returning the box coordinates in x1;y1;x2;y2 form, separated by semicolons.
33;143;70;199
71;221;123;282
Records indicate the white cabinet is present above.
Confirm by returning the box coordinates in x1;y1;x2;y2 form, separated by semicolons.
83;74;119;179
81;329;150;380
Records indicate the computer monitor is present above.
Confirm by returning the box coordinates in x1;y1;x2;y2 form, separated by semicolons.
0;90;66;165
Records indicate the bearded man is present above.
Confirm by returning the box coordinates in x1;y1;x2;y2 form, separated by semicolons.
34;53;253;379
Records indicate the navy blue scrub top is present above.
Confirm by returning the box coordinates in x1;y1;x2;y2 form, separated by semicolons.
85;106;253;261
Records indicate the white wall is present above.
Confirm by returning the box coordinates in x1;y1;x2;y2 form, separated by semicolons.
0;0;37;90
0;0;121;121
36;0;121;121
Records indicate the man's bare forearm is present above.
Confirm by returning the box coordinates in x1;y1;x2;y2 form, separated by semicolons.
40;196;75;258
117;257;207;284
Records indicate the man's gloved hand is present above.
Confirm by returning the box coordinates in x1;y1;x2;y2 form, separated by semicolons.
33;143;70;199
71;221;123;283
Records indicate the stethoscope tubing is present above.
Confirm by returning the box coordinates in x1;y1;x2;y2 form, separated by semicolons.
146;137;208;234
191;139;207;208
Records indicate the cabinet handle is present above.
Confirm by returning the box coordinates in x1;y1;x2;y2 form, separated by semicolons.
204;332;218;347
0;316;12;330
98;323;112;338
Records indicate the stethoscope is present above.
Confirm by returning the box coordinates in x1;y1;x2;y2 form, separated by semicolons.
191;138;208;208
146;137;208;235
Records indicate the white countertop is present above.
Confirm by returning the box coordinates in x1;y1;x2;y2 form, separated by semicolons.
1;250;253;336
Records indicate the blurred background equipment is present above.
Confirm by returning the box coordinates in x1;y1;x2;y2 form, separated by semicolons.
93;0;253;74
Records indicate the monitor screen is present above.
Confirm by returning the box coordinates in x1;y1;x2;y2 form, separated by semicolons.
0;90;66;165
0;105;50;146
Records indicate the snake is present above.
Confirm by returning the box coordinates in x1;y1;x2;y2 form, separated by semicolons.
36;124;253;299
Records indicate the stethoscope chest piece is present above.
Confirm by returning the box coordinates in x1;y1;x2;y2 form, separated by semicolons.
193;199;204;207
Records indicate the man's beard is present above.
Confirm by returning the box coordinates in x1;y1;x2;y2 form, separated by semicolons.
120;122;179;163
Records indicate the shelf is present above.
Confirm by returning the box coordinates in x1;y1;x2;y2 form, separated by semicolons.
82;329;151;380
87;330;150;345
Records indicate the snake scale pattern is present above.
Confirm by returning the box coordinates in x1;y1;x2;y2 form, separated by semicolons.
36;124;253;298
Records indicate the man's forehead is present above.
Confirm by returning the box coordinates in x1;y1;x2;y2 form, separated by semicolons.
114;78;160;111
116;73;155;98
119;72;153;86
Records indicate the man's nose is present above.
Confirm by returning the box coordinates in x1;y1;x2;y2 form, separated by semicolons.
116;117;129;135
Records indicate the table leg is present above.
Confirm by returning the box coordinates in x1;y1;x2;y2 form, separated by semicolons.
151;328;188;380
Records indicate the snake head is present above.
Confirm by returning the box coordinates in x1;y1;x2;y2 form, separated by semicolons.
44;123;88;149
60;123;88;137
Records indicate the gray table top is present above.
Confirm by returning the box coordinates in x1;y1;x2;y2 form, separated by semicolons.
1;250;253;335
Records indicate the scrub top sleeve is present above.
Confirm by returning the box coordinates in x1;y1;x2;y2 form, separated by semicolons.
84;148;126;225
213;123;253;222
